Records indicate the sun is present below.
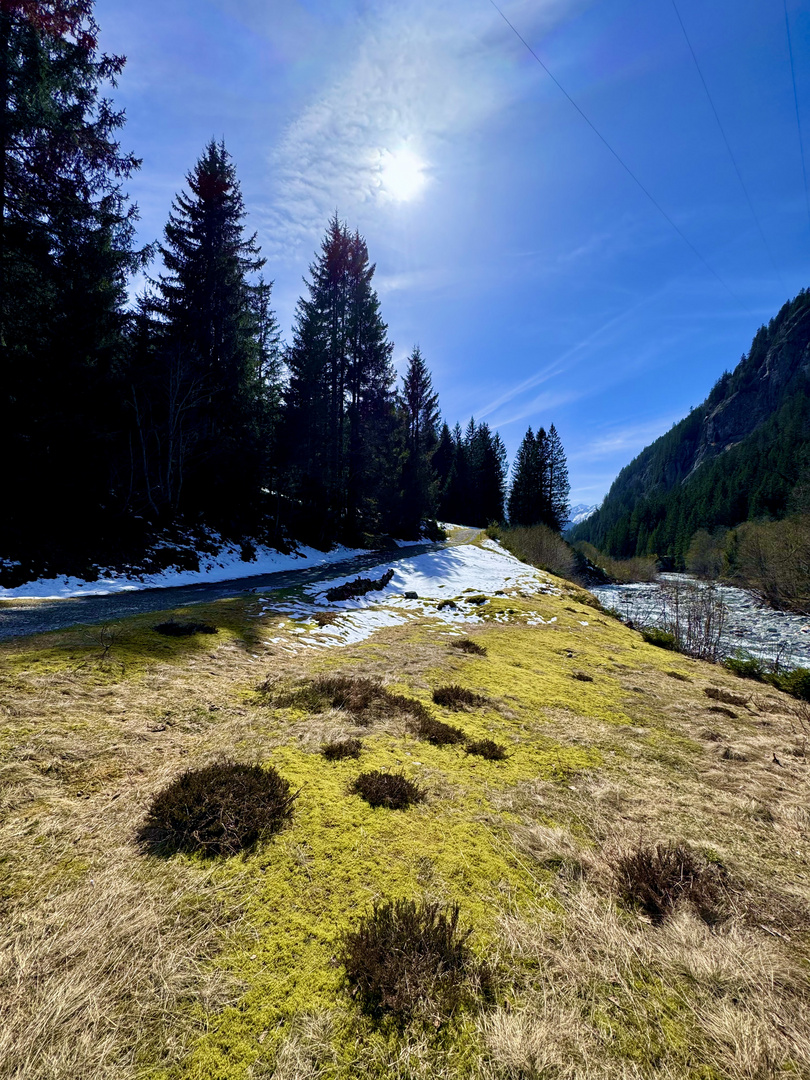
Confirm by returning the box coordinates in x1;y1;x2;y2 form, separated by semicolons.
378;147;428;203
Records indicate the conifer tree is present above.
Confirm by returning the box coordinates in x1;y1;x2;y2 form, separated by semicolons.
144;140;269;527
508;427;540;526
0;0;141;560
398;345;440;535
285;215;395;543
546;423;570;531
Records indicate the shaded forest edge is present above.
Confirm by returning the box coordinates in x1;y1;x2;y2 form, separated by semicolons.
0;3;572;587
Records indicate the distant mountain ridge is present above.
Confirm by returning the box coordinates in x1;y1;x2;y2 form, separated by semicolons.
571;289;810;563
565;503;598;529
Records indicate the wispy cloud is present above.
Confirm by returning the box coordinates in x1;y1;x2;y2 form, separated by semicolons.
262;0;570;257
570;415;680;463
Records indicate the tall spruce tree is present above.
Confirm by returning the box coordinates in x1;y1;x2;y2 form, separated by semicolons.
141;140;270;529
0;0;141;562
508;427;541;525
546;423;570;531
398;345;440;535
285;215;395;544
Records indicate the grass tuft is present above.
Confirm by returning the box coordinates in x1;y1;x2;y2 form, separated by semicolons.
271;675;430;727
407;714;467;746
349;770;426;810
138;761;295;857
432;685;487;711
339;898;483;1024
611;840;730;925
321;737;363;761
450;638;487;656
153;619;218;636
465;739;508;761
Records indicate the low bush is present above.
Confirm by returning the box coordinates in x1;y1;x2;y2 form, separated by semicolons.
321;738;363;761
340;899;481;1023
465;739;507;760
491;523;578;583
273;676;430;726
408;714;466;746
611;840;729;925
640;627;680;651
432;685;487;711
466;595;488;606
451;638;487;656
723;654;766;681
325;568;394;602
350;770;425;810
138;761;295;857
771;666;810;702
437;598;457;610
153;619;218;637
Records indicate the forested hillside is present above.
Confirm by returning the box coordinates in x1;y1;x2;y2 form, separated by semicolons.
572;290;810;563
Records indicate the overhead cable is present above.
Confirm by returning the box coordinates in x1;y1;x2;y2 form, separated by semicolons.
671;0;786;294
487;0;743;307
783;0;810;234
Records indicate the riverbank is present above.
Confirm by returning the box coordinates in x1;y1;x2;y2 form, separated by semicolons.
593;573;810;669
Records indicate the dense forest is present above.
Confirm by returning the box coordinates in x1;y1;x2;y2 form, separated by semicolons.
0;1;570;584
572;290;810;565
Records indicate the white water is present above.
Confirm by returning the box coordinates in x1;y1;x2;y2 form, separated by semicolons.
592;574;810;669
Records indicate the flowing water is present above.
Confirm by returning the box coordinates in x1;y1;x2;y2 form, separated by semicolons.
592;574;810;670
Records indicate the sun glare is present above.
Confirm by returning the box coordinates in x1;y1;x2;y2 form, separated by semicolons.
378;147;428;202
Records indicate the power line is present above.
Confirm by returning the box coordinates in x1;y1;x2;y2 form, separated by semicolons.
783;0;810;235
487;0;743;307
671;0;787;295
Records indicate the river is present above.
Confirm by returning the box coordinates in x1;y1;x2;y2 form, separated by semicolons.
591;574;810;669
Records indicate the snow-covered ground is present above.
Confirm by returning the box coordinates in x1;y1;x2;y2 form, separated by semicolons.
257;539;561;652
0;540;369;600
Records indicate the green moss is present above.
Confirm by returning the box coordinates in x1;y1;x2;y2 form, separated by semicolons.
0;598;261;683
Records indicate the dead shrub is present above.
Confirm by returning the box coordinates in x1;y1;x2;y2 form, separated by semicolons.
450;638;487;656
465;739;508;761
704;687;749;706
349;770;425;810
721;747;748;762
407;714;466;746
153;620;218;637
325;568;394;602
611;840;730;925
321;738;363;761
138;761;295;857
340;899;484;1023
432;685;487;711
272;676;429;727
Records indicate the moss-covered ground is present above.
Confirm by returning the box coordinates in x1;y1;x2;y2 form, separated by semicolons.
1;555;808;1080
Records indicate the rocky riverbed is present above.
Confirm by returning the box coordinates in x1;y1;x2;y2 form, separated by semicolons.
592;574;810;669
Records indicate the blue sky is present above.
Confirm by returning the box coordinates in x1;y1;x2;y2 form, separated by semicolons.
95;0;810;505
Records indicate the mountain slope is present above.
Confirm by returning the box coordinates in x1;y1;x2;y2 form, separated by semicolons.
572;289;810;562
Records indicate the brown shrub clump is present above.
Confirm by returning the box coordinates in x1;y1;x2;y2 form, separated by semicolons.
349;771;426;810
450;638;487;656
407;714;467;746
138;761;295;857
465;739;508;761
432;685;487;711
611;840;730;925
321;738;363;761
272;676;430;727
340;899;485;1024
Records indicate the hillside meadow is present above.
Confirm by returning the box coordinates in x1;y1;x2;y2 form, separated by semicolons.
1;539;808;1080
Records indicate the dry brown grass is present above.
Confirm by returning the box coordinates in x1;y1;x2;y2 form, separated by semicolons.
2;587;810;1079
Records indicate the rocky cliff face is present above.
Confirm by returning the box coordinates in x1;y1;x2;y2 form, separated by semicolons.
690;296;810;474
